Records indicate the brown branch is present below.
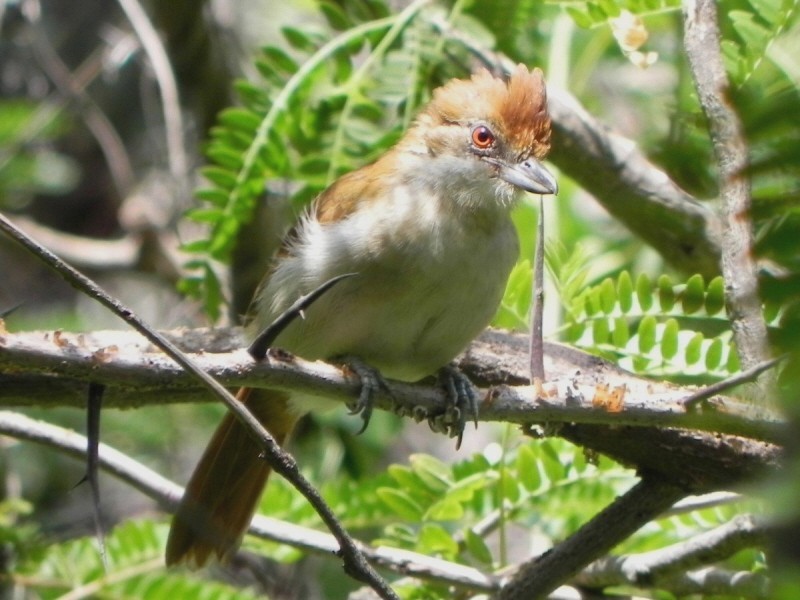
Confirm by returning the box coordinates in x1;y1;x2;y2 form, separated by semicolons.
0;327;785;492
498;477;688;599
682;0;771;373
575;514;771;597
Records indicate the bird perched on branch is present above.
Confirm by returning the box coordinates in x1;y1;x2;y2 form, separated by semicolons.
166;64;557;567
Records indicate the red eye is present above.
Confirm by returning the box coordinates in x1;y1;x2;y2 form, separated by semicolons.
471;125;495;149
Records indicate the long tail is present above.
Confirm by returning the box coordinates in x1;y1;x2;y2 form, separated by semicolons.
165;388;298;566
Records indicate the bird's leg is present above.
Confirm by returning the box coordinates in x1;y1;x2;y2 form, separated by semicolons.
428;364;479;449
340;357;390;434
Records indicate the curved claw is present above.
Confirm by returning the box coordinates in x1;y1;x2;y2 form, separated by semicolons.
432;365;479;449
343;357;387;434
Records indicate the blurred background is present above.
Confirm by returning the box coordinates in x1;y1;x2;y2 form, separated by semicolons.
1;0;798;598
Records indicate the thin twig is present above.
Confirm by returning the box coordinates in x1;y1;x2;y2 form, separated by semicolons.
0;212;398;600
116;0;189;188
576;514;771;597
248;273;358;360
682;0;771;375
529;195;546;382
682;356;785;408
84;382;107;569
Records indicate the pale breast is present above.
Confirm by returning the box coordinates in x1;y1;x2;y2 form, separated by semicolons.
252;185;519;382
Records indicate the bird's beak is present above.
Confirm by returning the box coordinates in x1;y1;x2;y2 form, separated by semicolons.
496;157;558;195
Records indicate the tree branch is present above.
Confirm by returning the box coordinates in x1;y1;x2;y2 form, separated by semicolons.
682;0;771;373
0;327;784;491
498;477;688;599
576;514;771;597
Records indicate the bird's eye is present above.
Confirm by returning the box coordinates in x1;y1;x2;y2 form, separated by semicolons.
471;125;495;149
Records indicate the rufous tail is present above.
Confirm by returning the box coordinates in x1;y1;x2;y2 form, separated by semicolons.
165;388;297;566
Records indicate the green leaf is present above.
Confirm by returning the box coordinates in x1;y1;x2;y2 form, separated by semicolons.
500;467;521;503
186;208;223;224
592;316;610;345
377;488;423;520
729;10;770;48
705;276;725;315
218;107;262;132
566;6;594;28
201;166;238;190
516;444;541;492
600;277;617;314
206;146;245;170
658;274;675;311
319;1;352;30
203;265;223;323
387;465;419;490
417;524;459;556
612;316;630;348
409;454;452;493
195;187;231;208
425;498;464;521
685;332;704;365
705;337;724;370
464;529;493;565
682;274;705;314
661;318;680;359
636;273;653;311
539;441;563;484
282;26;318;52
638;315;658;353
617;271;634;313
261;46;299;75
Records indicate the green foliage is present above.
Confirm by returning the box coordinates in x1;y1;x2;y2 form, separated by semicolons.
561;0;680;29
14;520;261;599
552;254;745;382
0;100;80;205
721;0;797;85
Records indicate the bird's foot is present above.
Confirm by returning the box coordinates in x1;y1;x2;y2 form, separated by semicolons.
341;357;389;434
427;364;479;449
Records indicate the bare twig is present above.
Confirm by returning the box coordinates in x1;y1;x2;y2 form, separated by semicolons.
0;213;398;600
24;15;135;198
248;273;358;360
683;356;785;408
682;0;771;374
529;196;546;382
576;514;771;597
116;0;189;188
498;477;688;599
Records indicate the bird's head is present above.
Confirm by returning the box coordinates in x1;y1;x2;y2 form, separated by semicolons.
399;65;557;209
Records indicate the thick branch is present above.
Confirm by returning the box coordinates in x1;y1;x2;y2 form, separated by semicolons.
547;88;722;277
498;477;687;599
0;327;784;492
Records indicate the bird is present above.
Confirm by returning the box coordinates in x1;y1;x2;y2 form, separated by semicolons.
165;64;557;567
